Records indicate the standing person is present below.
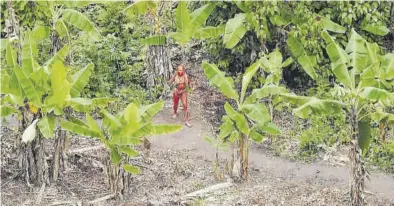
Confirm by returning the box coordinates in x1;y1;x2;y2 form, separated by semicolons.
168;65;192;127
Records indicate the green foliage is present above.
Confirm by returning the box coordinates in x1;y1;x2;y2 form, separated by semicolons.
62;101;182;173
367;133;394;173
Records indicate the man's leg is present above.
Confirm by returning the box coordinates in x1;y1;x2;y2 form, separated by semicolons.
172;90;180;119
181;92;191;127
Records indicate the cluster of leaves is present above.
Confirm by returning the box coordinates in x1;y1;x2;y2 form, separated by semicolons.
61;100;181;173
71;2;160;104
0;30;112;141
197;1;393;90
202;50;292;159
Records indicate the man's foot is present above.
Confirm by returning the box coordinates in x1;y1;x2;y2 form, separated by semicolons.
185;121;192;127
172;114;177;119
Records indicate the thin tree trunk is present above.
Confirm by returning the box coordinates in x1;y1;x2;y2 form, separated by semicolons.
52;128;69;181
103;153;131;198
243;135;249;180
349;107;365;206
239;135;244;179
21;127;50;186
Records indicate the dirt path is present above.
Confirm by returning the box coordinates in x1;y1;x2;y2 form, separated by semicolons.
150;100;394;204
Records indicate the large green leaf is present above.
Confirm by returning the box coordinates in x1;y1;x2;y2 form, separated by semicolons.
242;103;270;125
167;32;191;45
193;25;225;39
123;164;141;174
190;3;216;30
86;113;102;135
361;24;390;36
279;93;311;106
14;66;42;107
218;116;234;139
176;1;191;34
110;149;122;165
359;87;394;105
381;53;394;79
240;61;261;103
246;85;287;103
250;130;264;143
8;71;23;104
151;124;182;136
61;9;101;41
0;105;16;117
123;1;156;16
46;61;71;109
68;98;92;112
287;36;317;79
292;97;345;119
223;13;247;49
100;109;122;131
61;121;100;137
71;63;93;97
282;57;293;68
55;19;70;39
287;35;305;59
224;102;249;135
21;32;38;75
45;45;69;71
37;115;56;138
119;146;139;157
298;55;318;80
371;111;394;124
140;101;164;120
121;103;142;136
227;130;239;142
32;25;50;41
262;122;281;135
358;120;371;156
30;68;50;94
141;35;166;46
345;29;368;73
318;15;346;33
322;30;352;88
202;61;238;100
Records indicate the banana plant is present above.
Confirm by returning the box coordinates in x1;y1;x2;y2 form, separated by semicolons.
0;33;114;185
202;59;284;180
255;48;293;116
37;1;101;42
61;100;182;197
280;29;394;206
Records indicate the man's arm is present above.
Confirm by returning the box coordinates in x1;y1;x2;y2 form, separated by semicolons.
168;73;176;84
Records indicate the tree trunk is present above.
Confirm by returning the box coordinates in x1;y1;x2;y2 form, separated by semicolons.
242;135;249;180
52;128;69;181
103;154;131;198
233;134;249;181
20;130;49;186
145;45;173;89
349;107;365;206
